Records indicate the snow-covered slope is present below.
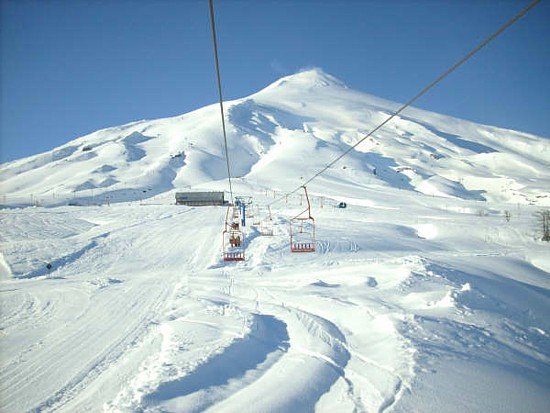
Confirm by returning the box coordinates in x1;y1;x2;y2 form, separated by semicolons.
1;196;549;412
1;70;549;413
1;68;549;206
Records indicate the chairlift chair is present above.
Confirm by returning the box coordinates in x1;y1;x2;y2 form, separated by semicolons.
259;205;274;236
223;227;245;261
290;217;315;252
260;218;274;236
290;187;316;252
252;205;261;226
222;205;245;261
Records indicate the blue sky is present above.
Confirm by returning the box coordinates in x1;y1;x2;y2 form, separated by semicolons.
1;0;548;163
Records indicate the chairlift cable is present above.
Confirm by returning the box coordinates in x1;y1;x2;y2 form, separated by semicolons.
268;0;541;207
208;0;234;204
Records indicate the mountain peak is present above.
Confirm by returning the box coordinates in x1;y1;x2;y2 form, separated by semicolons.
269;68;348;90
1;67;549;208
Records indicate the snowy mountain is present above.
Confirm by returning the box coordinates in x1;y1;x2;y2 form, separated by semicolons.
1;70;549;413
1;68;549;206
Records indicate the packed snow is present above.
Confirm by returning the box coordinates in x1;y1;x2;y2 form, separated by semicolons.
1;69;549;412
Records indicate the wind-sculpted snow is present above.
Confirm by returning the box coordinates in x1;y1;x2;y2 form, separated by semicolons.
141;314;289;412
415;122;496;155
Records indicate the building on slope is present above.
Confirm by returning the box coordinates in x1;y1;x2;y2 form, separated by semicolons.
175;191;225;206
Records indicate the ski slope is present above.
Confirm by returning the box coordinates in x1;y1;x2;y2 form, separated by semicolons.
1;69;550;412
1;188;549;412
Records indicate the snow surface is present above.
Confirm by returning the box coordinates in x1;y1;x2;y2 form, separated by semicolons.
1;69;549;412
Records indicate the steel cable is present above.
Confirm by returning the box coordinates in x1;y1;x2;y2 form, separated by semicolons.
268;0;541;207
208;0;234;204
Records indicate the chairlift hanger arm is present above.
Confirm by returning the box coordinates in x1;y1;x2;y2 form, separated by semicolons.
291;186;314;220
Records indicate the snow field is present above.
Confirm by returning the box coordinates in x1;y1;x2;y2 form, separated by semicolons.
1;182;548;412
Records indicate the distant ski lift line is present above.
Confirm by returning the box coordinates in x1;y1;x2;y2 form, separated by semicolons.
267;0;541;208
208;0;234;204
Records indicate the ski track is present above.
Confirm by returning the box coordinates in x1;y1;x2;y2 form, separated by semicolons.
145;255;405;413
0;206;226;412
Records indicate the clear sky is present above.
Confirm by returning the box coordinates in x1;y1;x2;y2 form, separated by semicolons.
1;0;548;163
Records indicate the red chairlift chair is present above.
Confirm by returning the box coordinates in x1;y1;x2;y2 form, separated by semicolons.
290;186;316;253
223;205;245;261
